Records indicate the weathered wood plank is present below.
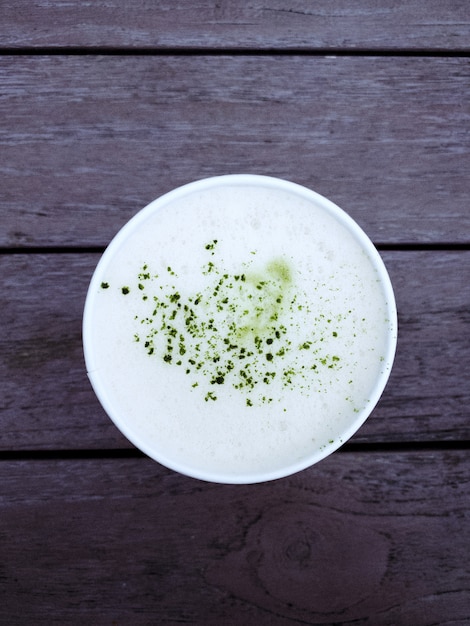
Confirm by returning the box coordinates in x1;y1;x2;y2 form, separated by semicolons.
0;452;468;624
0;250;468;451
1;55;469;247
0;253;128;451
1;1;469;51
371;250;470;443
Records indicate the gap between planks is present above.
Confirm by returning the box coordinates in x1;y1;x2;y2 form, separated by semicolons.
1;47;470;57
1;243;470;255
1;440;469;463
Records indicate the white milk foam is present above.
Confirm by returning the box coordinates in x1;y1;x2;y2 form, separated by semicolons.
87;182;395;480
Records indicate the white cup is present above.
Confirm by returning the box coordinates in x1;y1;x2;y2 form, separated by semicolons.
83;175;397;483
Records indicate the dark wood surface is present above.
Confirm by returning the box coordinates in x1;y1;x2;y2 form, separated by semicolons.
1;55;470;246
1;251;469;451
1;1;469;51
1;452;469;625
1;4;469;625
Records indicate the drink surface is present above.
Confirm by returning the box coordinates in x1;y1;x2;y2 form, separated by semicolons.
85;180;395;482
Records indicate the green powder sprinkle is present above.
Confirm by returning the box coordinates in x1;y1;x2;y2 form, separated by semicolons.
109;240;355;407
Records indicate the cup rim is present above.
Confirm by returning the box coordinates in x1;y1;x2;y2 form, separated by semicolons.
83;174;398;484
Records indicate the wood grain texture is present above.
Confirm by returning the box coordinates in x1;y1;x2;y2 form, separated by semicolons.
1;0;469;51
0;251;468;451
1;55;470;247
2;5;468;623
0;451;468;624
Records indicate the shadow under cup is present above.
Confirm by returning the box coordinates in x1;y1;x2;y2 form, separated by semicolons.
83;175;398;484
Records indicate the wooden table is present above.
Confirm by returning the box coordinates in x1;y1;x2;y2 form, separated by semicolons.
1;3;469;624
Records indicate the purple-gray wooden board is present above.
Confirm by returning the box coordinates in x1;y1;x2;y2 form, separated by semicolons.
1;55;469;247
1;452;468;624
1;251;468;451
1;1;469;51
2;4;469;625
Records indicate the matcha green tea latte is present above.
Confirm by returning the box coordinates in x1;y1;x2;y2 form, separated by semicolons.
83;175;397;483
